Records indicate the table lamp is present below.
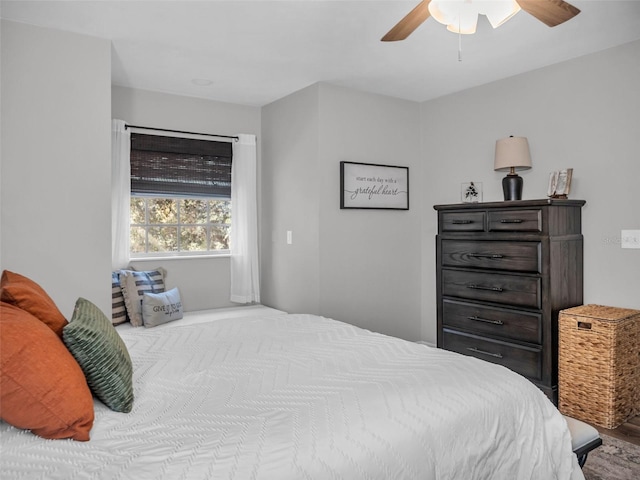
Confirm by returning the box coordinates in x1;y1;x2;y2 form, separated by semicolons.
494;136;532;201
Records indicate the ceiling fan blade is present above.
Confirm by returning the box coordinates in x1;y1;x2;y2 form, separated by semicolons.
381;0;431;42
517;0;580;27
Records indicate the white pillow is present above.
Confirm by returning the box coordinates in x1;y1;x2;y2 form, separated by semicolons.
119;269;166;327
141;287;183;328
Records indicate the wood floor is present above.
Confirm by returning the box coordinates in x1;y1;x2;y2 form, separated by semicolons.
593;415;640;446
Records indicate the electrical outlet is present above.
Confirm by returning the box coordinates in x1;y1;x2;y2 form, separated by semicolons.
621;230;640;249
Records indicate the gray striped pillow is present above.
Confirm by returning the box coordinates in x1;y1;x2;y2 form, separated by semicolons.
119;269;166;327
111;271;128;325
63;297;134;413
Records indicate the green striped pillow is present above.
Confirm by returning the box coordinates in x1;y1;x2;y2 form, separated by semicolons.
63;298;134;413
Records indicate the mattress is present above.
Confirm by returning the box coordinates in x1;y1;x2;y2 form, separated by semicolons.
0;307;584;479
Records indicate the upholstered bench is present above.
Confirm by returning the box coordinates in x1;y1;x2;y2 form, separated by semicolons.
564;415;603;467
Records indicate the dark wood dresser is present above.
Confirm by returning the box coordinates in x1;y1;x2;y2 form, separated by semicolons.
434;199;585;404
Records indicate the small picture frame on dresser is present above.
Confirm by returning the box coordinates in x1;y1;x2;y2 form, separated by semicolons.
548;169;573;198
461;182;482;203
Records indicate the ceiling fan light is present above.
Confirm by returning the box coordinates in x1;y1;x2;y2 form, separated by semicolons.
430;0;479;34
483;0;521;28
447;10;479;34
429;0;521;34
428;0;461;27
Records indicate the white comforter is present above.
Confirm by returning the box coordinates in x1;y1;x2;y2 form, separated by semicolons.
1;309;584;480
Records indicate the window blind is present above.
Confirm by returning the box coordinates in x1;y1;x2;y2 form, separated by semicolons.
130;133;232;198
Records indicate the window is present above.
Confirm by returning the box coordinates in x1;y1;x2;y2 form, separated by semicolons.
129;133;232;257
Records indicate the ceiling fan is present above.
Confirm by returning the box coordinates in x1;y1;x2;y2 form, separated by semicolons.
381;0;580;41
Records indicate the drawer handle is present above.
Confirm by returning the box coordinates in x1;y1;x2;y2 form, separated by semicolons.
468;253;504;259
467;347;503;359
467;284;504;292
500;219;523;224
467;315;504;326
452;220;473;224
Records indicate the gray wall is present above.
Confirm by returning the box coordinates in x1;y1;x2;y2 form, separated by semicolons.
261;83;423;341
260;84;321;314
317;84;422;341
1;20;112;317
111;86;262;311
420;40;640;342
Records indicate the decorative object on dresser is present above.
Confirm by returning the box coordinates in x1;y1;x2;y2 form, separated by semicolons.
548;168;574;199
494;135;532;201
559;304;640;429
461;181;482;203
434;198;586;404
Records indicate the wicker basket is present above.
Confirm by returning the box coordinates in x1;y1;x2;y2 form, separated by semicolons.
559;304;640;429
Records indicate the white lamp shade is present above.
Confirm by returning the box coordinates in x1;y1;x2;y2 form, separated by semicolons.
429;0;521;34
494;136;532;171
484;0;521;28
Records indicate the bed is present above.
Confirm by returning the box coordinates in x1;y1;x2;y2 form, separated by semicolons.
1;305;584;479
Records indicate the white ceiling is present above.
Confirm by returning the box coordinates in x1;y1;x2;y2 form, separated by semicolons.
2;0;640;106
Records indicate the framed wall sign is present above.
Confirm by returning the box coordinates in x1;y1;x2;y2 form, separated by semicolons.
340;161;409;210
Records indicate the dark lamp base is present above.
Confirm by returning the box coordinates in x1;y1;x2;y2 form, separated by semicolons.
502;174;523;201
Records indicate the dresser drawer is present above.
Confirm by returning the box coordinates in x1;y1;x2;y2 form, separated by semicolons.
442;269;541;309
442;299;541;344
443;330;542;380
441;240;541;273
488;209;542;232
440;211;485;232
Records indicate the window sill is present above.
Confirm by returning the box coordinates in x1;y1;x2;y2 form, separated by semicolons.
130;253;231;262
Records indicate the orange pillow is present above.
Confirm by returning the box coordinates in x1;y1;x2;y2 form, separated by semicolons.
0;302;94;441
0;270;68;337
